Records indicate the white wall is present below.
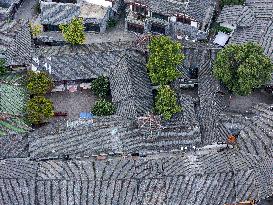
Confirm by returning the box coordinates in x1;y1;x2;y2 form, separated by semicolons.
84;0;112;7
191;21;198;28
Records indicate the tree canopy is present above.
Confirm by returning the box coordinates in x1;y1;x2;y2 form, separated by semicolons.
26;71;54;95
91;99;115;116
26;96;54;125
30;23;42;37
59;17;86;45
213;42;273;95
147;36;184;85
91;76;110;98
155;85;182;120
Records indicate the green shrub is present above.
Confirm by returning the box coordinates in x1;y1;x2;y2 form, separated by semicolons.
59;17;86;45
0;59;6;76
30;23;42;37
107;19;117;28
91;99;115;116
91;76;110;98
213;24;233;34
26;96;54;125
26;71;54;95
220;0;245;8
155;85;182;120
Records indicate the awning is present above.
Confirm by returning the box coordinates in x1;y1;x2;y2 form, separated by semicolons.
213;32;230;47
80;112;94;119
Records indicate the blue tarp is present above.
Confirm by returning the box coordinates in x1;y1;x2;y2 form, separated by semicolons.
80;112;94;119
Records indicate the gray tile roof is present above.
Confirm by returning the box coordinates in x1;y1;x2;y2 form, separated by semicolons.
0;149;272;204
245;0;273;19
217;5;255;27
0;0;19;11
40;2;80;25
109;50;153;118
125;0;216;23
156;94;201;145
33;41;133;81
229;19;273;60
217;1;273;61
237;103;273;157
175;22;208;40
0;20;32;66
0;134;28;159
197;51;230;145
0;20;23;53
5;21;32;66
28;113;201;159
2;41;273;204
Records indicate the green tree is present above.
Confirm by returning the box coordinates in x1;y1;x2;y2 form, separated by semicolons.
155;85;182;120
91;76;110;98
220;0;245;8
30;23;42;37
147;36;184;85
26;96;54;125
91;99;115;116
59;17;86;45
26;71;54;95
0;59;6;75
213;42;273;95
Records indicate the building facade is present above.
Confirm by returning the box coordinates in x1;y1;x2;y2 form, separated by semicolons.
124;0;216;41
40;0;123;33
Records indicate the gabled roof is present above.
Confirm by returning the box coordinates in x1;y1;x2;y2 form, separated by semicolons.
217;5;255;27
33;42;133;81
0;134;28;159
218;1;273;61
229;19;273;60
0;150;272;204
0;20;21;53
110;51;153;118
125;0;216;23
197;53;231;145
0;0;19;7
40;2;80;25
155;94;202;145
0;20;32;66
245;0;273;19
237;103;273;157
5;21;32;66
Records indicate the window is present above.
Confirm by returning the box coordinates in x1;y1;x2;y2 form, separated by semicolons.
151;23;165;34
152;13;168;21
132;4;148;15
176;14;192;25
43;24;60;32
128;23;144;34
85;23;100;32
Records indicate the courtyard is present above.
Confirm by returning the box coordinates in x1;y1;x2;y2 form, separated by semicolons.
229;88;273;113
46;89;98;120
